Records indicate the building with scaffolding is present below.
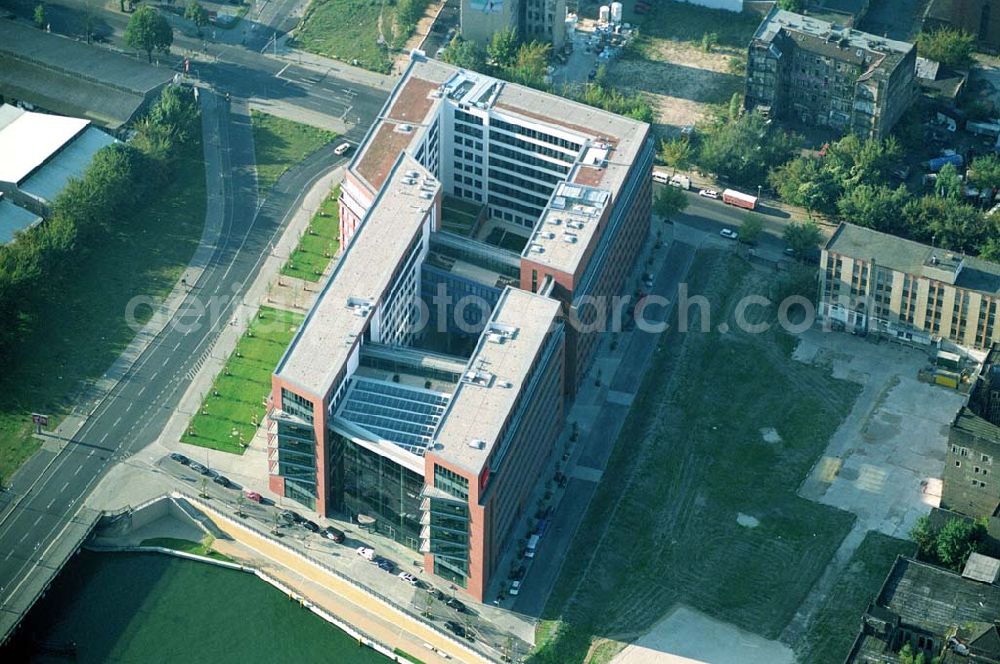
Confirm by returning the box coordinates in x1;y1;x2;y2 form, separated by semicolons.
268;52;651;600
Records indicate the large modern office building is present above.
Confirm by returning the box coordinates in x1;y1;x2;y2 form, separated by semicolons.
268;52;652;599
819;223;1000;350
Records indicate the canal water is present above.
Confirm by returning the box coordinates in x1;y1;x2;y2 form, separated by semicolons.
1;550;390;663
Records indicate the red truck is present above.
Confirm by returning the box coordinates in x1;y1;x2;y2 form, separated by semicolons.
722;189;758;210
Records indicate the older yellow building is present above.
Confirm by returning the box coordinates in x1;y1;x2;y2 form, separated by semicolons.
819;223;1000;349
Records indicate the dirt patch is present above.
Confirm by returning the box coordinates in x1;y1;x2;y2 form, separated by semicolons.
761;427;782;444
612;40;744;130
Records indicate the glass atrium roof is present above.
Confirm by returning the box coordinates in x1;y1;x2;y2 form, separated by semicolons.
334;377;450;456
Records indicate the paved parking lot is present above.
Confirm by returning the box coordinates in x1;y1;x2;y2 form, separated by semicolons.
796;330;964;537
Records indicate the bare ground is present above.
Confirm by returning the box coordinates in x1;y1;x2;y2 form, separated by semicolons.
612;41;744;130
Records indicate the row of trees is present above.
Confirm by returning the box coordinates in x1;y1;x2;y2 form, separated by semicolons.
0;86;200;358
766;132;1000;257
442;29;654;123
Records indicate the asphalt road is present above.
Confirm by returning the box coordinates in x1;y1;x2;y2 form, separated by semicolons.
0;18;388;632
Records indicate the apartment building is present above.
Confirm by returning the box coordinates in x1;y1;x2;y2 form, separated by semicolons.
943;344;1000;517
819;223;1000;350
269;53;652;599
459;0;566;50
745;7;917;139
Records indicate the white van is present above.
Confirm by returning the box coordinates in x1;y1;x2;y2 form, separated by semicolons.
669;174;691;190
651;170;670;184
525;534;540;558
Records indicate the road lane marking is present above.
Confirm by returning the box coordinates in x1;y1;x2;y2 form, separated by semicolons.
113;417;121;427
74;465;84;476
46;499;55;511
60;482;69;493
99;433;108;444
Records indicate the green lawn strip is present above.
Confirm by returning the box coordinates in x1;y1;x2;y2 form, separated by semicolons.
0;138;206;483
393;649;425;664
799;532;916;664
251;111;336;193
182;306;303;454
293;0;433;73
282;185;341;282
533;251;860;663
140;536;234;562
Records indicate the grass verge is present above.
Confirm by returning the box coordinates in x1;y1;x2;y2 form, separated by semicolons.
0;138;206;484
293;0;431;73
181;306;304;454
799;532;916;664
531;250;860;662
630;0;759;48
140;536;234;562
282;184;341;282
251;111;336;193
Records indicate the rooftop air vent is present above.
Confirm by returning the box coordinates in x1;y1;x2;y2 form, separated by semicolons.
419;191;434;199
346;297;374;317
547;217;562;225
567;220;585;230
529;244;545;254
563;233;578;244
538;231;556;240
485;322;518;344
498;379;513;389
468;439;486;450
395;124;414;134
402;177;417;185
462;369;494;387
405;170;420;178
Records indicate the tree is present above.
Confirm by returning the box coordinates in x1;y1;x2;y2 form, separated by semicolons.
659;137;691;171
34;3;45;29
441;37;486;71
935;162;963;200
783;221;822;259
917;27;975;67
903;196;986;253
769;156;840;215
124;6;173;63
488;27;519;68
184;0;209;36
910;515;936;559
898;643;915;664
727;92;742;123
700;32;718;53
505;41;550;89
968;154;1000;194
836;184;910;234
776;0;804;10
936;517;986;570
395;0;423;32
698;110;800;187
740;213;764;245
653;185;688;220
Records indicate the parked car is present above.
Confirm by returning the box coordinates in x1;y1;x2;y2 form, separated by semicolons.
212;475;232;487
375;558;395;572
398;572;419;585
429;588;447;602
445;621;466;638
334;142;352;156
719;228;739;240
302;520;320;533
509;580;522;596
699;189;720;199
190;462;207;474
280;510;303;524
322;526;345;543
446;597;467;613
169;452;190;465
357;546;376;561
243;490;263;503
